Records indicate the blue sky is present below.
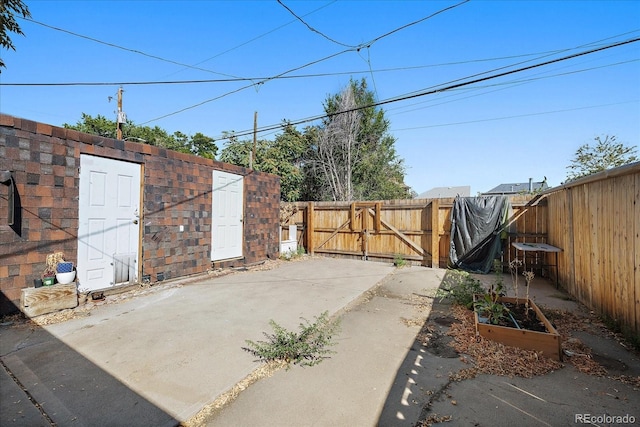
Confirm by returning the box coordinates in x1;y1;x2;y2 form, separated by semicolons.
1;0;639;195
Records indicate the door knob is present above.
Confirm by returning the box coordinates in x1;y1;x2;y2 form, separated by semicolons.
133;219;139;224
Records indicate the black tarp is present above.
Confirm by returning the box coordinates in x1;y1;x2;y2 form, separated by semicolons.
449;196;510;273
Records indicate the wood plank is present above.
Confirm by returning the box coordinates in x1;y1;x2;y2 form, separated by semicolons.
316;217;352;250
311;228;427;235
618;174;636;335
610;177;619;325
350;203;356;232
362;206;368;231
589;183;601;312
566;188;576;296
21;283;78;317
372;209;426;257
579;186;589;304
314;248;423;261
307;202;314;255
431;199;440;268
634;171;640;336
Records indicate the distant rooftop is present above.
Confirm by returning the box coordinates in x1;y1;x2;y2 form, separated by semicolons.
417;186;470;199
482;180;548;195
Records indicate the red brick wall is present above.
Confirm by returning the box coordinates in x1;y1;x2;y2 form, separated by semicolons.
0;114;280;315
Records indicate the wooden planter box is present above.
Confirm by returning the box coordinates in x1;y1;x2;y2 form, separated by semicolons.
21;283;78;317
474;296;562;361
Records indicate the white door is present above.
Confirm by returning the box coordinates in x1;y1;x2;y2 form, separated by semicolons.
211;170;243;261
78;155;141;291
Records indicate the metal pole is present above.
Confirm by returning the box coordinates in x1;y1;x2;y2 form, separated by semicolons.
117;87;123;140
251;111;257;169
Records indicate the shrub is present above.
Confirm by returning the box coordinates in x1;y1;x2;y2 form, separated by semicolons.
242;311;341;368
436;270;484;308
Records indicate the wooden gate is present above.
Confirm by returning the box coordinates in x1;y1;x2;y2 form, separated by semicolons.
302;201;441;266
281;196;545;269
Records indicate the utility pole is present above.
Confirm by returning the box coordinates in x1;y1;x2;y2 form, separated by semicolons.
116;87;125;140
250;111;258;169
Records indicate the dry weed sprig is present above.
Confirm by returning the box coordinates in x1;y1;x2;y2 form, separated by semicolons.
509;258;523;303
43;251;65;278
522;270;535;311
279;202;298;226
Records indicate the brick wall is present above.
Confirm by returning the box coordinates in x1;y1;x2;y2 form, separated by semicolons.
242;172;281;264
0;114;280;315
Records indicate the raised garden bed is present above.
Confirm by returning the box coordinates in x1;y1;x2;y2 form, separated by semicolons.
474;295;562;361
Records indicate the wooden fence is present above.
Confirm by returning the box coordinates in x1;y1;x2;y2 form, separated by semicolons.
282;166;639;338
280;195;547;268
545;163;639;338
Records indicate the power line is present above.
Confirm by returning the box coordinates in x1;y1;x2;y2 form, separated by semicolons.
171;1;338;72
387;58;640;116
139;0;472;125
137;29;635;126
22;17;241;79
277;0;357;48
390;30;640;102
378;38;639;107
20;2;339;84
382;34;640;115
138;48;354;125
0;48;590;86
277;0;471;51
365;0;470;48
390;100;639;131
212;37;640;141
3;43;633;87
7;28;640;86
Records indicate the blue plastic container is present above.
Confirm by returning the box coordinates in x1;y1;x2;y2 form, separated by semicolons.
57;262;74;273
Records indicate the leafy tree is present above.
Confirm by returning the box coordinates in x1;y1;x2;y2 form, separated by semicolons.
0;0;31;69
219;124;307;202
219;79;412;202
171;130;190;153
218;132;251;165
65;113;118;139
566;135;638;181
302;78;410;201
64;113;218;159
190;132;218;159
269;125;308;201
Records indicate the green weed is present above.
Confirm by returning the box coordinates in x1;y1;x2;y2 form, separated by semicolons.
242;311;341;369
393;253;407;267
436;270;485;309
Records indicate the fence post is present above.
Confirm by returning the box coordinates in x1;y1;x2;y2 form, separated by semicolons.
307;202;314;255
431;199;440;267
374;202;381;232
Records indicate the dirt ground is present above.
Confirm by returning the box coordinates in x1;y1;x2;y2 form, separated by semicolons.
424;298;639;384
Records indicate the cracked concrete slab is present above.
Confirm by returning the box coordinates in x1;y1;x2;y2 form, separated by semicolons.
2;258;638;427
207;265;448;426
1;257;394;425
